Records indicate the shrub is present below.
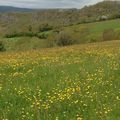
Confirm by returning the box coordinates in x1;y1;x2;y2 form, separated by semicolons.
24;32;37;37
28;25;32;32
38;24;53;32
37;33;48;39
5;32;24;38
0;41;6;52
5;32;41;38
53;26;63;33
56;31;74;46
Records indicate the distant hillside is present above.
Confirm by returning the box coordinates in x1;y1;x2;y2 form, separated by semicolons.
104;0;120;2
80;1;120;20
0;6;35;12
0;1;120;36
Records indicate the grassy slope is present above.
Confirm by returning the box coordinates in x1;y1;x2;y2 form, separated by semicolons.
1;19;120;51
67;19;120;32
80;19;120;33
64;19;120;41
0;40;120;120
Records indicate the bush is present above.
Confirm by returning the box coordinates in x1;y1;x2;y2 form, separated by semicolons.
5;32;24;38
53;26;63;33
37;33;48;39
28;25;32;32
5;31;49;39
56;31;74;46
24;32;37;37
38;24;53;32
0;41;6;52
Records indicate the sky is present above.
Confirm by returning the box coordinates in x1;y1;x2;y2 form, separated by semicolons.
0;0;103;9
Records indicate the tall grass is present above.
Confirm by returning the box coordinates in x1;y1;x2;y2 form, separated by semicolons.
0;40;120;120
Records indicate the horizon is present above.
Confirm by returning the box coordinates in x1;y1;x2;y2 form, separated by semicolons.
0;0;103;9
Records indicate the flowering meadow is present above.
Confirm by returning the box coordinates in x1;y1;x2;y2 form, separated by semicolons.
0;41;120;120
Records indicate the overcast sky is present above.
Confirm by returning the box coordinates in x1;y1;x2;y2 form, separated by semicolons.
0;0;103;8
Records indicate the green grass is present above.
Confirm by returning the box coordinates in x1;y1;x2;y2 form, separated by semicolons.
63;19;120;43
67;19;120;33
0;40;120;120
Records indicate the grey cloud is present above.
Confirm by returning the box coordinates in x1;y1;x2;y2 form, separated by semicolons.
0;0;103;8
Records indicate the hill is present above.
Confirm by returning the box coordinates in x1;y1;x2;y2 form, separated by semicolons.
0;6;35;13
80;1;120;21
0;19;120;51
0;1;120;35
0;1;120;51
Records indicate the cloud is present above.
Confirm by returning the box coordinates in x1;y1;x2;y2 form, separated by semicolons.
0;0;103;8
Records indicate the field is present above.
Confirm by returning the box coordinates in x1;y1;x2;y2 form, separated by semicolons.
0;40;120;120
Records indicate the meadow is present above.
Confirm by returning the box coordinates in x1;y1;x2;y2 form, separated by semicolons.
0;40;120;120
